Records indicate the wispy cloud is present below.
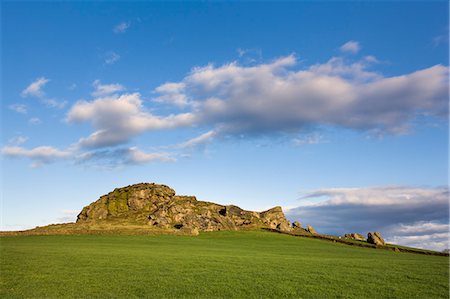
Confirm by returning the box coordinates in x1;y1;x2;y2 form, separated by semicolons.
292;132;327;146
8;136;29;145
340;40;361;54
28;117;42;125
42;98;67;109
178;130;216;149
21;77;49;98
1;145;72;167
20;77;66;109
113;21;130;34
104;51;120;65
92;80;125;97
9;104;28;114
76;147;175;168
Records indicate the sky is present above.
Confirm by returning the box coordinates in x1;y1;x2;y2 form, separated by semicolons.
1;1;449;251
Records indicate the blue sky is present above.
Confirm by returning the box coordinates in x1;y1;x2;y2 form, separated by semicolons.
1;2;448;250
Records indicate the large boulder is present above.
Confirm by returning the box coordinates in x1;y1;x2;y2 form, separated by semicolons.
292;221;302;229
77;183;292;233
367;232;385;245
306;225;317;234
260;206;292;232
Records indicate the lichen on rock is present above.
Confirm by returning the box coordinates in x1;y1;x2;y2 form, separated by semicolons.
77;183;292;233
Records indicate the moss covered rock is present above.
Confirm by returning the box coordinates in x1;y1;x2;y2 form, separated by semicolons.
77;182;291;233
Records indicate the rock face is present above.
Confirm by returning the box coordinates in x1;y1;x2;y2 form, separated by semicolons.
306;225;317;234
292;221;302;229
77;183;292;233
343;233;365;241
367;232;385;245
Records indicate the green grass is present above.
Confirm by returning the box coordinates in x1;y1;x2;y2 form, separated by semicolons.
1;230;448;298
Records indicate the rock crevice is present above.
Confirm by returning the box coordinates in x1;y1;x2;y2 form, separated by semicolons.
77;183;292;233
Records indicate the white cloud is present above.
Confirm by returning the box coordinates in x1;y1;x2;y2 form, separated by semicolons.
154;55;447;137
286;186;449;251
127;147;175;164
92;80;125;97
1;145;72;166
8;136;28;145
113;21;130;33
178;130;216;149
20;77;66;108
292;132;327;146
42;98;67;109
64;54;448;150
388;221;449;236
340;40;361;54
153;82;189;107
76;147;174;168
386;232;449;252
9;104;28;114
67;92;195;148
105;51;120;65
21;77;49;98
28;117;42;125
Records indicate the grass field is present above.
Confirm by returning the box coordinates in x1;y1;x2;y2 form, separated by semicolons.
1;230;448;298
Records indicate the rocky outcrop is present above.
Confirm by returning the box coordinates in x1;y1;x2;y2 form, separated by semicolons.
306;225;317;234
292;221;302;229
77;183;292;233
343;233;365;241
367;232;385;245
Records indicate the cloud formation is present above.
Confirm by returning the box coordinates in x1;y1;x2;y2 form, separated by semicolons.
286;186;449;251
340;40;361;54
20;77;66;108
1;145;72;167
9;104;28;114
28;117;42;125
5;47;449;168
61;53;448;153
76;147;174;168
104;51;120;65
113;22;130;33
21;77;49;98
92;80;125;97
8;136;29;145
67;93;195;148
153;55;447;136
1;144;172;168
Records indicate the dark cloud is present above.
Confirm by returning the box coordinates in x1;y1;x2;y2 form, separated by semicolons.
286;186;449;251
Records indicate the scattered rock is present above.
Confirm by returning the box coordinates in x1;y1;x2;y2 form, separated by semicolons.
306;225;317;234
343;233;365;241
292;221;302;229
367;232;385;245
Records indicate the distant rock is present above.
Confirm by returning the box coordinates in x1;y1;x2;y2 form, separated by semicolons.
306;225;317;234
77;183;292;234
367;232;385;245
343;233;365;241
292;221;302;229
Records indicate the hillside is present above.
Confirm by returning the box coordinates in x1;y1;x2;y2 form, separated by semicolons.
1;182;448;257
1;231;448;298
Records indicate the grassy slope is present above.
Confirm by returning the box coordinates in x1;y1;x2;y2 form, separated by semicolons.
1;231;448;298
